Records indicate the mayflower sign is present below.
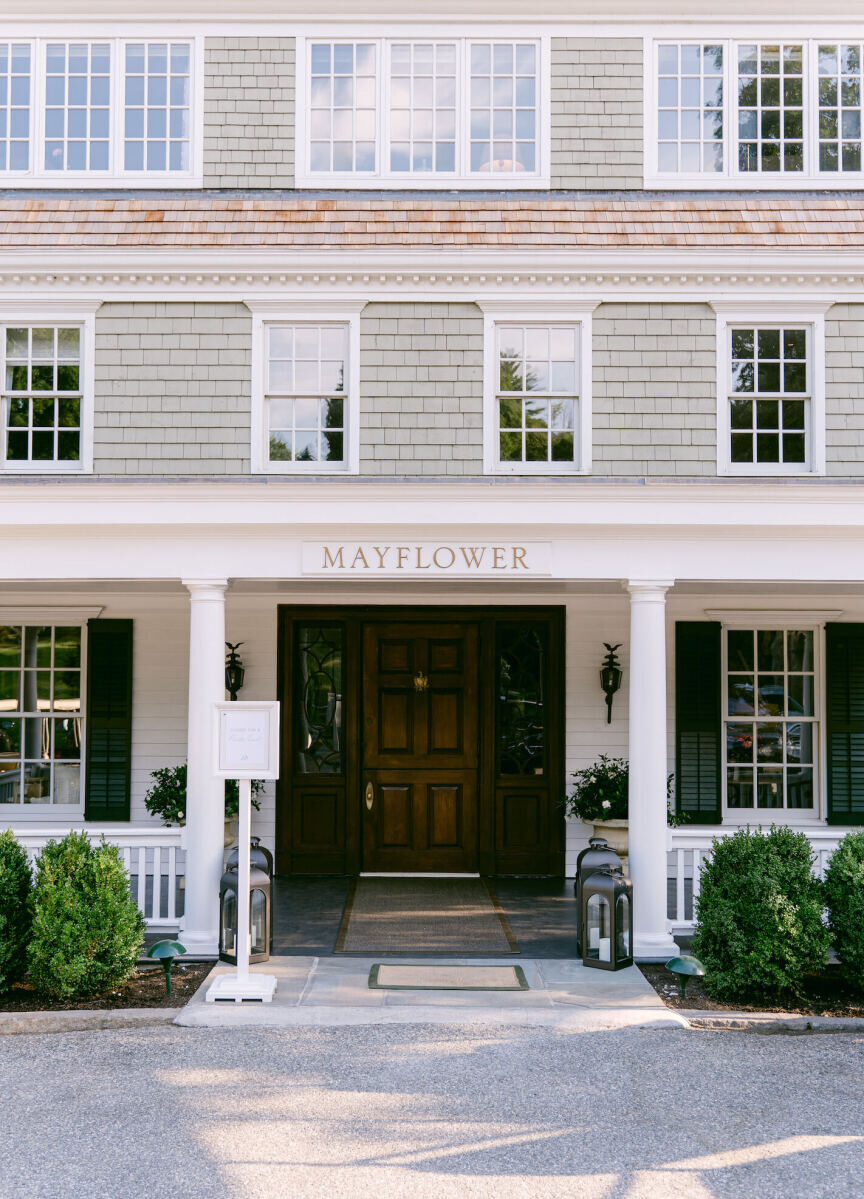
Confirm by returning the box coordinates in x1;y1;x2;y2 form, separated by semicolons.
301;542;552;577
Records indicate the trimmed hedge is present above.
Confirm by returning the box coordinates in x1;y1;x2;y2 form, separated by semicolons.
824;832;864;990
28;831;145;999
0;830;32;990
692;826;830;1001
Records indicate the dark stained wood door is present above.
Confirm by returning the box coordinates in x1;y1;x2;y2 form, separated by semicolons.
362;622;479;872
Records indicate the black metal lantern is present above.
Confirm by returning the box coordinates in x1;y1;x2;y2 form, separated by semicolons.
225;642;246;701
219;856;271;965
581;866;633;971
574;836;623;954
226;835;273;879
599;642;623;723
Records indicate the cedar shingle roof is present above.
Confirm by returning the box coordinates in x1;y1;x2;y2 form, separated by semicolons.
0;193;862;248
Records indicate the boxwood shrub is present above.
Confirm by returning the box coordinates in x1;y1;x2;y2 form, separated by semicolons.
28;831;145;999
823;832;864;990
0;829;32;990
692;826;829;1002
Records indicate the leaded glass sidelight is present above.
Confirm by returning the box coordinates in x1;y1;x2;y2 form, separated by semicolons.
294;624;344;775
496;623;547;776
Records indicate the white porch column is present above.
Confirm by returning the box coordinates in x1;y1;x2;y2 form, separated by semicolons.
181;578;228;955
626;580;680;962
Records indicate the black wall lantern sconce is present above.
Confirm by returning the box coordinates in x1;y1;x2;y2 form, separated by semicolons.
225;642;245;701
599;642;623;724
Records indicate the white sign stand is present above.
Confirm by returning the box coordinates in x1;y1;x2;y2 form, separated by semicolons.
206;701;280;1005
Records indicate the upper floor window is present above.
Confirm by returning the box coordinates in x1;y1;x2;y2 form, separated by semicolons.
0;38;197;185
648;38;864;186
298;36;546;187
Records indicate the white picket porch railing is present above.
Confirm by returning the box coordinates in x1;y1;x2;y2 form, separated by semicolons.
667;826;843;932
10;826;185;930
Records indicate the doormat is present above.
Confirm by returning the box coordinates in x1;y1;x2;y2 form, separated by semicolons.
334;878;518;955
369;964;528;990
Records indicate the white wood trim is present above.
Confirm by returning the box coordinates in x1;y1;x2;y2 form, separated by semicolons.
0;605;102;621
705;609;844;624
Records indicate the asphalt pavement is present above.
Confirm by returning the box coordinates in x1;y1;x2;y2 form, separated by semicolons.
3;1024;863;1198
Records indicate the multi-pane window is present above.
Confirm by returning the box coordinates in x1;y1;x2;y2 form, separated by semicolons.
2;326;83;467
725;629;816;812
0;44;31;171
657;43;724;173
496;325;579;469
653;39;864;181
302;37;542;183
124;42;191;172
818;44;863;173
0;625;83;806
0;38;195;180
728;327;809;469
265;324;348;468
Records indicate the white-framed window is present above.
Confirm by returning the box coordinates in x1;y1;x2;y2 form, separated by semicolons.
0;36;200;185
646;36;864;187
723;625;819;819
0;305;97;474
714;305;826;476
297;35;548;187
248;302;362;475
0;622;84;807
480;304;594;475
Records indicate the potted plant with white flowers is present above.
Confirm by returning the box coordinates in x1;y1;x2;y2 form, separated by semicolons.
563;755;630;857
145;763;264;846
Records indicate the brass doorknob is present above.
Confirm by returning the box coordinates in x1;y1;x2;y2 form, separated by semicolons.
365;781;374;811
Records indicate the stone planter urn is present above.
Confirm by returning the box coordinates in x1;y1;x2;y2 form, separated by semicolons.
590;818;628;869
224;816;238;847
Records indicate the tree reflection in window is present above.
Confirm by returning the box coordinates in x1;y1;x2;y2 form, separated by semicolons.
295;624;344;774
496;624;547;775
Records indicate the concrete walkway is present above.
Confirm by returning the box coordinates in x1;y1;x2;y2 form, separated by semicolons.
176;955;686;1031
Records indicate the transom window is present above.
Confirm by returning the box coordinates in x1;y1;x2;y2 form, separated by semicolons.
2;325;83;468
728;326;809;469
0;625;83;806
724;628;816;813
496;325;579;470
651;39;864;184
300;37;543;186
0;37;196;183
265;323;348;470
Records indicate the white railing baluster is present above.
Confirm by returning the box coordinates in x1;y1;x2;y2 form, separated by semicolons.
152;846;162;922
676;849;685;924
166;846;176;923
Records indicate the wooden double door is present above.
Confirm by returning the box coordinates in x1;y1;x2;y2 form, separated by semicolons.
277;606;564;877
363;622;479;872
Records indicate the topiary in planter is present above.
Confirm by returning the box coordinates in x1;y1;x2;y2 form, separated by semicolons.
0;829;32;990
28;831;145;1000
823;832;864;991
692;826;829;1002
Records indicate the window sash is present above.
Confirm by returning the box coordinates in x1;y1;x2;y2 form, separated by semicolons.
0;37;196;181
1;323;85;469
302;37;543;183
651;38;864;181
264;322;350;472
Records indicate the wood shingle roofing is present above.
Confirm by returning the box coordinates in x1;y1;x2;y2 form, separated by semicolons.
0;193;863;248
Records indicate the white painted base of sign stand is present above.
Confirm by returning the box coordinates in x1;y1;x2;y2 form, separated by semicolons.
205;973;278;1004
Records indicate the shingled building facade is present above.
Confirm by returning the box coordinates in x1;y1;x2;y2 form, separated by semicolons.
3;6;864;959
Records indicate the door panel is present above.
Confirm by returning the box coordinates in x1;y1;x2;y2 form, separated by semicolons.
363;622;479;872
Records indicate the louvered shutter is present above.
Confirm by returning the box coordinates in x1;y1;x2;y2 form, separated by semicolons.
84;619;133;821
826;623;864;826
675;621;722;823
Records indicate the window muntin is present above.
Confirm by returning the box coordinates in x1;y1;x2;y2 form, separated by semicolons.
724;628;816;813
818;44;863;172
265;323;348;469
0;37;195;181
496;324;579;469
2;325;82;467
657;42;724;173
728;326;809;469
302;37;542;184
0;624;83;806
652;38;864;182
0;44;31;171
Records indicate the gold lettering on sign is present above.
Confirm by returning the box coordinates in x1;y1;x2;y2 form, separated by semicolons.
351;547;369;569
493;547;506;569
317;543;536;572
416;546;432;569
397;547;410;569
432;546;456;569
460;546;486;568
373;546;390;568
513;547;528;569
323;546;344;569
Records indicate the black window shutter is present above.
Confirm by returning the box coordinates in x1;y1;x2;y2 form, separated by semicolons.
826;623;864;826
84;619;133;821
675;621;722;824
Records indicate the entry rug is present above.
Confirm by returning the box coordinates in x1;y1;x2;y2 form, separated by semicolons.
369;964;528;990
335;878;518;955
